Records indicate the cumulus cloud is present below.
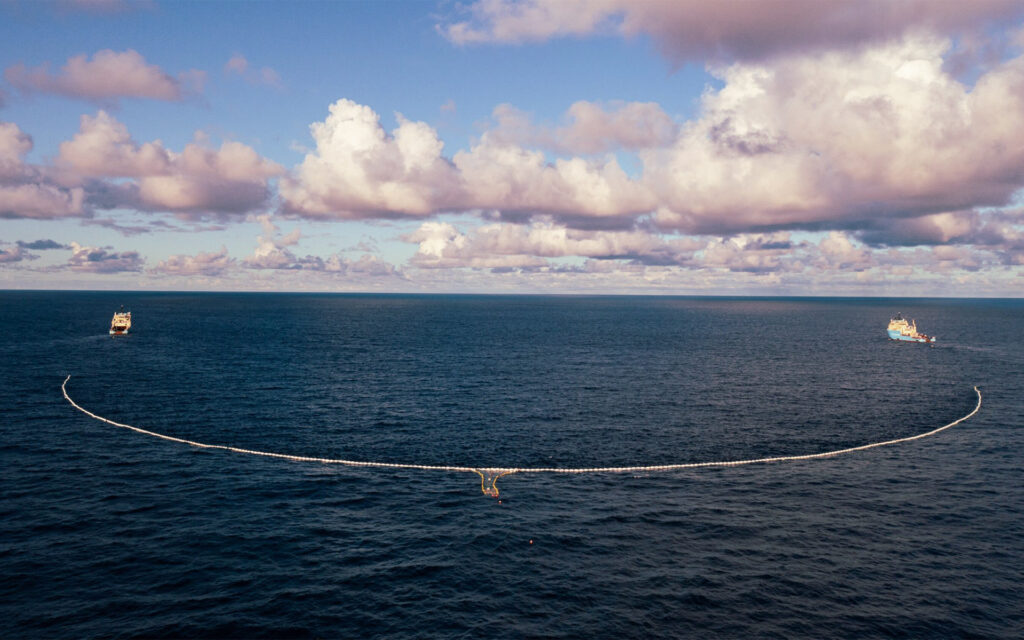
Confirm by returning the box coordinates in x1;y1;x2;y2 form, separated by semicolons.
245;214;304;269
400;219;1022;285
857;211;984;247
0;238;68;265
341;254;401;276
489;100;677;154
929;245;984;271
4;49;204;104
643;35;1024;234
0;245;32;264
58;111;171;177
281;98;654;223
398;217;1019;291
153;246;235;276
558;100;677;153
697;233;804;273
0;121;35;181
404;220;701;268
0;121;86;219
454;133;654;222
439;0;1023;63
66;241;144;273
284;99;631;222
313;253;401;276
0;183;86;219
57;111;283;216
280;99;462;218
817;232;874;271
244;213;400;275
133;141;281;215
405;222;546;269
285;33;1024;240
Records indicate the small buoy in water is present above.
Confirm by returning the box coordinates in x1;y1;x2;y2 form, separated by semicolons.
529;539;533;544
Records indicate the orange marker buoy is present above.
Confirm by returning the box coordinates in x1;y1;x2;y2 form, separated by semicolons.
529;539;533;544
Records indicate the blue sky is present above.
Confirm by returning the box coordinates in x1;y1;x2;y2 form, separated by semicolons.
2;0;1023;294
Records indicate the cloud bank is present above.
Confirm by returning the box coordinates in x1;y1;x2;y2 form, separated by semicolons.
281;34;1024;246
280;98;653;222
153;246;235;276
67;241;144;272
440;0;1024;63
2;12;1020;293
405;220;702;269
243;214;400;276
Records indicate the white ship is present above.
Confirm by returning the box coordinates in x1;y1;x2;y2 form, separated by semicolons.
887;313;934;344
110;307;131;336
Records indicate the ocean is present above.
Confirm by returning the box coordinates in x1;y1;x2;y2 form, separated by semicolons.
2;292;1022;638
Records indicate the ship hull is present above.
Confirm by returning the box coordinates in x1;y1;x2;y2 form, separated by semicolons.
888;329;932;343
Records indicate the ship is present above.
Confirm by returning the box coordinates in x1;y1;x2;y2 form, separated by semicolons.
887;313;934;343
110;307;131;336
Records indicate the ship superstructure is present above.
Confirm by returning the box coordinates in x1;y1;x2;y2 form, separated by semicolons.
887;313;934;343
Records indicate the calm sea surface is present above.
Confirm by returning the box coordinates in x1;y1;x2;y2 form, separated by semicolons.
2;293;1022;638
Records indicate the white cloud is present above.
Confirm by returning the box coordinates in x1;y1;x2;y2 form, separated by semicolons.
281;98;655;221
698;233;802;273
0;244;32;264
136;141;282;215
281;99;460;218
452;134;654;219
404;220;701;268
284;34;1024;240
489;100;677;154
321;253;400;276
245;214;303;269
67;241;144;272
0;121;34;179
58;111;171;177
644;35;1024;233
4;49;203;104
243;213;400;275
57;111;283;216
0;183;86;219
439;0;1023;63
153;246;235;276
0;121;85;219
817;232;873;271
405;221;548;269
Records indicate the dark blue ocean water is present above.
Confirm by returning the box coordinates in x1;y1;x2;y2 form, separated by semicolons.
2;292;1022;638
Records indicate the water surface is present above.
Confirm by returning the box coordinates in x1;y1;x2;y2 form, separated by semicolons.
2;293;1022;638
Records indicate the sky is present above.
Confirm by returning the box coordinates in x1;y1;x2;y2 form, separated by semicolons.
1;0;1024;295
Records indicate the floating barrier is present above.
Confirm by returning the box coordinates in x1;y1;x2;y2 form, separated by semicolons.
62;376;981;497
